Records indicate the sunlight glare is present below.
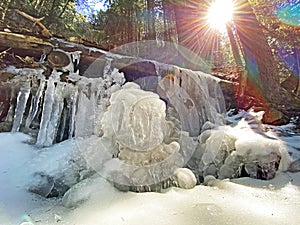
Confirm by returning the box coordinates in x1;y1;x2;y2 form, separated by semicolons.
207;0;234;33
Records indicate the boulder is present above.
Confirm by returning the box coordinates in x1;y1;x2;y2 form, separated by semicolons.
173;168;197;189
262;108;289;125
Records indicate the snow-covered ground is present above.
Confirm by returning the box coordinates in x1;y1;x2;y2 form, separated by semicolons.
1;130;300;225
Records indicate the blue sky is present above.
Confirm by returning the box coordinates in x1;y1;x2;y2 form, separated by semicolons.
75;0;107;16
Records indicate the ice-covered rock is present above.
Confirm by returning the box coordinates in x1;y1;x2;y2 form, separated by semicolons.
101;83;167;152
79;83;198;191
173;168;197;189
27;139;93;198
189;112;292;181
157;67;225;137
62;174;115;208
203;175;218;186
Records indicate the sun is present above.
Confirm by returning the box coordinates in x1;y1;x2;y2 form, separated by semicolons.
207;0;234;33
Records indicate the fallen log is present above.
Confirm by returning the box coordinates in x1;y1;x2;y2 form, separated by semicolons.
0;32;105;72
0;31;53;56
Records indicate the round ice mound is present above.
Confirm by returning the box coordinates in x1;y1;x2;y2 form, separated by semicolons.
102;82;167;152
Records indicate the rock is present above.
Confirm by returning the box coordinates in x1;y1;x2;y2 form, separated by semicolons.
0;122;12;132
262;108;289;125
0;83;13;122
201;121;217;132
198;130;212;144
27;141;93;198
203;175;217;186
203;164;217;177
243;152;281;180
0;71;15;82
119;61;157;81
102;84;167;152
173;168;197;189
219;164;239;179
219;79;237;110
62;175;116;208
28;172;55;198
157;67;225;137
82;58;106;78
288;159;300;172
281;74;299;93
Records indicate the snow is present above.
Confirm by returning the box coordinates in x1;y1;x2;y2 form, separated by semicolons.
1;62;300;224
0;133;50;224
1;131;300;225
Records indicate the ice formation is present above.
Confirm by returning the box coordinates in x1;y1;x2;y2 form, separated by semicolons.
0;49;293;195
80;82;194;191
157;67;225;136
2;62;126;147
187;111;292;182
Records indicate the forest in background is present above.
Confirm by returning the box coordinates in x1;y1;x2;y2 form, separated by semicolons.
0;0;299;120
0;1;298;64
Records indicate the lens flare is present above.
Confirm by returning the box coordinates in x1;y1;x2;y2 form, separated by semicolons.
207;0;234;32
276;1;300;27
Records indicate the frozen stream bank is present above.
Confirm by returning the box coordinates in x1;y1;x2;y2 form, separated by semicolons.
1;48;300;224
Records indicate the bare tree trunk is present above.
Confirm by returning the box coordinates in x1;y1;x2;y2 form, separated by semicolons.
173;0;216;62
58;0;71;18
146;0;156;40
296;48;300;95
233;0;300;112
1;0;14;21
233;0;280;100
226;23;243;67
226;22;247;96
36;0;46;16
162;0;169;41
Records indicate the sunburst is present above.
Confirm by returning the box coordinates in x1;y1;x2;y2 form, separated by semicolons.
207;0;234;33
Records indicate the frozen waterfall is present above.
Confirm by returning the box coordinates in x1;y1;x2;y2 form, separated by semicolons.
1;48;293;195
2;51;225;147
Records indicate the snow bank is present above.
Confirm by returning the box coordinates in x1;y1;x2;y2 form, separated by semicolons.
32;172;300;225
1;131;300;225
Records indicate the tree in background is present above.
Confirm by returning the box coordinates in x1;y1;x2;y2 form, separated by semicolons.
0;0;299;107
233;0;300;111
0;0;89;38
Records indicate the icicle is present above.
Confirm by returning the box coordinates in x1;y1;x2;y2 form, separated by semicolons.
103;57;112;78
68;86;78;139
153;61;161;82
11;81;31;132
39;53;46;62
36;79;56;146
44;82;65;146
25;79;46;128
57;106;68;142
70;51;81;72
74;86;96;138
55;82;79;141
5;87;17;122
110;68;125;86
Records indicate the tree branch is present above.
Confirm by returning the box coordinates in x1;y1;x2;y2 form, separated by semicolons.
15;9;52;38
